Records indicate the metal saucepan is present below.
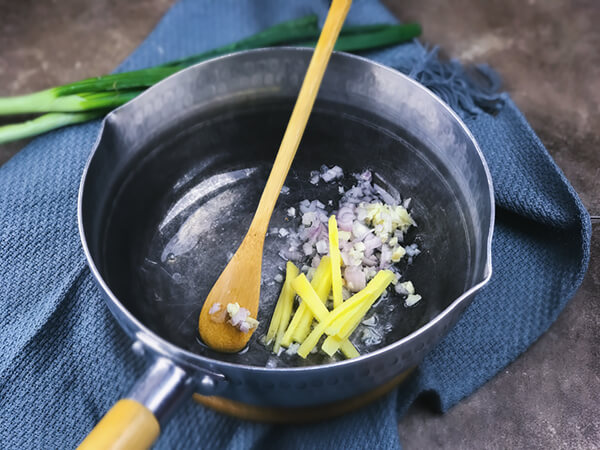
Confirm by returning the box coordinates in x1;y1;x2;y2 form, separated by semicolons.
78;48;494;448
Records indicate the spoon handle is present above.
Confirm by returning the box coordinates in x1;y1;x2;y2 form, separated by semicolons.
250;0;352;233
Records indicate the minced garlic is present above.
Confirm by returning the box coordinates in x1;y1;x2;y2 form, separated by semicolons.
208;302;259;333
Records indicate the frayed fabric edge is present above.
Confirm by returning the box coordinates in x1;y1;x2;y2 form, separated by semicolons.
393;43;505;119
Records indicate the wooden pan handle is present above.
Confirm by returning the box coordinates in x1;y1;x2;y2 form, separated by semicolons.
78;399;160;450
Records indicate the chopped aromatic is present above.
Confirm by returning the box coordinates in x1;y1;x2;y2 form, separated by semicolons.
405;294;422;307
210;302;260;333
263;166;423;361
329;216;344;307
266;261;299;352
281;256;331;346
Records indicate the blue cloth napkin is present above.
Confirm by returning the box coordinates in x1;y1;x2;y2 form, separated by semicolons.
0;1;591;448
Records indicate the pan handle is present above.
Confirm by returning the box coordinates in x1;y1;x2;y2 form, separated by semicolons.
78;358;194;450
77;399;160;450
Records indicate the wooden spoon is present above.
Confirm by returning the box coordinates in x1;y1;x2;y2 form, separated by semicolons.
198;0;352;352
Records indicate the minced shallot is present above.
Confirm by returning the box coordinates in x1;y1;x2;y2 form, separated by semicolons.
309;165;344;185
209;302;259;333
277;168;421;305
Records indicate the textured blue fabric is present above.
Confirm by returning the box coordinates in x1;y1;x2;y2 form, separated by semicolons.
0;0;591;449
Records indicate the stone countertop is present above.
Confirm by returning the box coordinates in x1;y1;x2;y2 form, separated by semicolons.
0;0;597;448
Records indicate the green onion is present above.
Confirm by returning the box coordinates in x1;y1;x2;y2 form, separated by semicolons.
51;15;322;97
0;15;421;144
51;67;182;97
0;90;142;115
0;111;106;145
300;23;422;52
158;15;321;69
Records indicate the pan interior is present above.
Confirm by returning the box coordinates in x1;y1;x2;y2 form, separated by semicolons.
101;99;472;367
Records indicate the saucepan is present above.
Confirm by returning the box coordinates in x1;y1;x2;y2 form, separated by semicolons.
77;48;494;448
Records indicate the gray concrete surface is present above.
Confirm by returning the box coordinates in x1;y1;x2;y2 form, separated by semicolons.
0;0;598;448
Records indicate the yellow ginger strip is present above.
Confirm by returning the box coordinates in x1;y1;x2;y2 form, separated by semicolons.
321;335;341;356
340;339;360;358
297;270;394;358
281;257;331;346
322;335;360;358
328;215;343;308
321;272;394;356
297;300;363;359
266;283;285;343
292;256;332;342
292;307;316;343
266;303;282;344
337;300;374;339
291;274;329;322
274;262;301;352
266;262;298;341
294;281;360;358
322;309;364;356
265;262;299;353
292;313;311;343
285;258;358;357
325;270;394;338
281;303;305;347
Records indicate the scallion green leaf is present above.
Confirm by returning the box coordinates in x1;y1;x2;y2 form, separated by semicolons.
0;15;422;144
